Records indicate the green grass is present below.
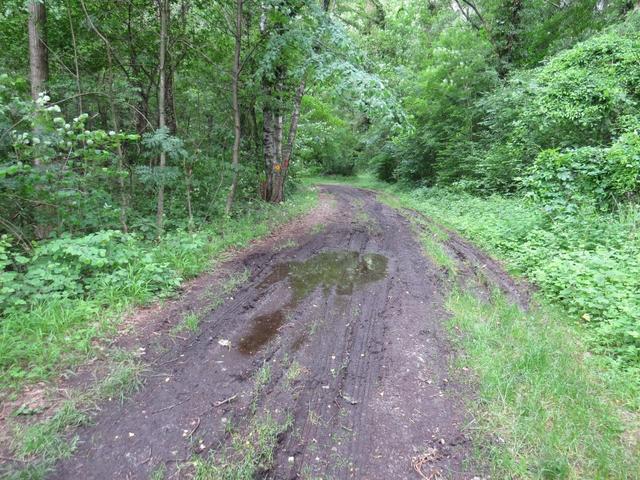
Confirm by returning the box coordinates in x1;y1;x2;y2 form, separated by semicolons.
92;354;144;402
408;215;456;274
0;187;317;394
285;360;304;386
192;413;293;480
14;401;88;461
306;174;640;478
448;290;639;479
4;354;145;478
251;363;272;413
171;312;200;335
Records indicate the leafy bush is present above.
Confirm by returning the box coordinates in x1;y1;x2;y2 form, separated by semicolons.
0;231;179;311
524;131;640;213
403;188;640;378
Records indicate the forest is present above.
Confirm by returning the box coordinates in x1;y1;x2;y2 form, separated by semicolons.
1;0;640;479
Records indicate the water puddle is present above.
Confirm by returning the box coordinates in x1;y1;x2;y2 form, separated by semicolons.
238;310;285;354
238;251;388;355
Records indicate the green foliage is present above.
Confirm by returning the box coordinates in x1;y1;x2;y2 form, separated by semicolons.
402;187;640;383
0;230;178;312
1;84;139;239
0;187;317;392
524;132;640;213
297;96;358;176
447;290;639;478
16;400;88;460
476;28;640;191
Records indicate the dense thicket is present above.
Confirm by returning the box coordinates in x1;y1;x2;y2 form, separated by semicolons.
354;1;640;202
333;1;640;378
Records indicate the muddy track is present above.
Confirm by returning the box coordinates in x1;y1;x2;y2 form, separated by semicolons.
50;185;478;480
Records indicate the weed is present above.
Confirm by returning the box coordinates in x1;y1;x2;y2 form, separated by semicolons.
274;239;298;252
149;464;167;480
14;401;88;462
172;312;200;335
207;269;250;310
250;363;272;413
447;289;640;479
419;229;456;275
310;223;325;234
192;412;293;479
285;360;304;385
92;356;144;403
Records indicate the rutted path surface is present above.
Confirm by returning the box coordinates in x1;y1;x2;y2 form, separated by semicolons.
52;185;476;479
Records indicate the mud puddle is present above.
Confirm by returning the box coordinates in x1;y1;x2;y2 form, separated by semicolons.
46;185;489;480
239;251;388;355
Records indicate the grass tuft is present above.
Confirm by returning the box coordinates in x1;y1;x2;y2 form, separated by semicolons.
448;289;639;479
192;413;293;480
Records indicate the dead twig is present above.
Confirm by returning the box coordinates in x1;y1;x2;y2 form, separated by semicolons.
151;398;189;414
214;393;237;407
411;447;441;479
339;391;358;405
0;456;27;463
138;447;152;465
188;417;201;438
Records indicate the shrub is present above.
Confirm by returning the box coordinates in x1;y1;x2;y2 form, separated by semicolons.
524;131;640;213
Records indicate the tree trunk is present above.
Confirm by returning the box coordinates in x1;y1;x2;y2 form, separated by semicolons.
283;80;305;171
225;0;243;215
262;102;277;201
28;0;48;101
260;0;326;203
165;61;178;134
156;0;169;238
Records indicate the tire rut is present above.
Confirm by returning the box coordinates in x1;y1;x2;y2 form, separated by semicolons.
50;185;476;480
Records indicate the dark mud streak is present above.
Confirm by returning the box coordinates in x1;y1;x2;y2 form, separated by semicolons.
403;207;533;309
50;185;476;480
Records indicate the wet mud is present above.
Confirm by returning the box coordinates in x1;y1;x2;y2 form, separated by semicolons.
48;185;492;479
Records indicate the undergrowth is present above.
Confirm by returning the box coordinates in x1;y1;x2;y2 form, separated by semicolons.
0;187;317;393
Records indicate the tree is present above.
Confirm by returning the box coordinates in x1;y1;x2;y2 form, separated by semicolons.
157;0;169;237
260;0;328;203
28;0;48;100
225;0;243;214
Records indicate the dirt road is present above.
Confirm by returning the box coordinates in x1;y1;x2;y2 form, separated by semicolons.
52;185;480;479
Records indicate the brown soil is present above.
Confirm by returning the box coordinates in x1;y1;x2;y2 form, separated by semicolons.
39;185;501;479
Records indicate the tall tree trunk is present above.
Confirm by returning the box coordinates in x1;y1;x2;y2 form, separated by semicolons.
283;80;305;172
261;0;327;203
28;0;48;101
225;0;243;215
165;61;178;134
156;0;169;238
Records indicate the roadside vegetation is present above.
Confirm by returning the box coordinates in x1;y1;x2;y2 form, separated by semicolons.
2;0;640;478
305;13;640;476
0;189;315;394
